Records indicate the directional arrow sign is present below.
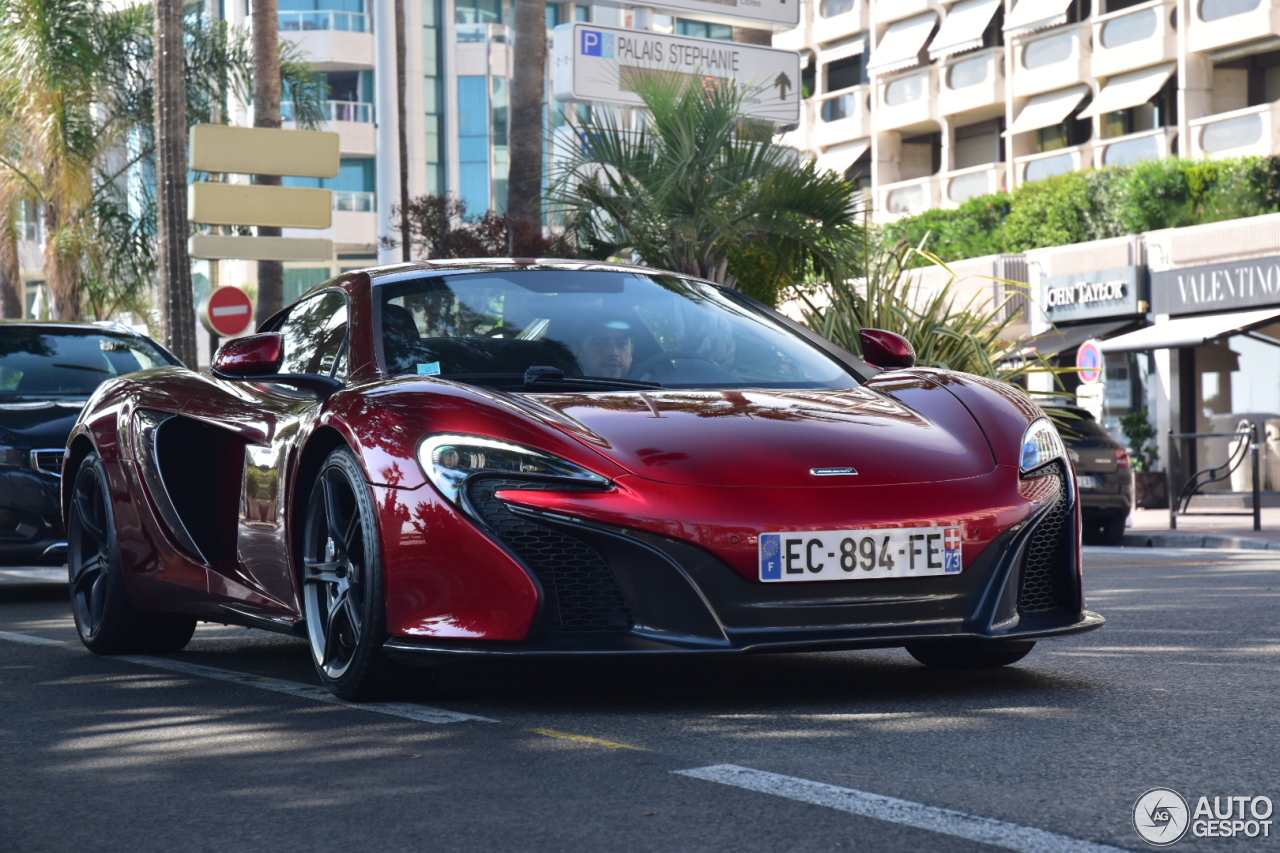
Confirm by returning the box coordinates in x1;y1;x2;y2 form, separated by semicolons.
553;23;801;123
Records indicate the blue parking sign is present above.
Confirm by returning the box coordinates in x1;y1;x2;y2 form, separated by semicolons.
580;29;614;58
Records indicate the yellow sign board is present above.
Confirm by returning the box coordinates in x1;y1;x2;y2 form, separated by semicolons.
190;125;341;178
189;234;334;262
189;183;333;229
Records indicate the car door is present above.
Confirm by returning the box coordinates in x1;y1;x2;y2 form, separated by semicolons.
213;291;350;614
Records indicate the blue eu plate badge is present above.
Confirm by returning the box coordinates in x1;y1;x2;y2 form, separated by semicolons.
760;534;782;580
943;526;962;573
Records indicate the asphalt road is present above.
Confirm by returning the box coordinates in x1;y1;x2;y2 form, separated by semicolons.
1;548;1277;853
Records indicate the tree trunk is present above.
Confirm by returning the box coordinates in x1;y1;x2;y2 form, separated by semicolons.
0;199;22;319
395;0;410;261
253;0;284;326
41;203;84;321
507;0;547;240
154;0;197;365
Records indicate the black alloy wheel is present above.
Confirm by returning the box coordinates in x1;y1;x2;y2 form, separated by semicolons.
302;447;397;700
68;452;196;654
905;639;1037;669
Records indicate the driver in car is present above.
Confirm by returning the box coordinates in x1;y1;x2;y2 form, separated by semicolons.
574;319;634;379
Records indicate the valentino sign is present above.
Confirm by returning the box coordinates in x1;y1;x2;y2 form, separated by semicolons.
1151;254;1280;315
1039;266;1143;322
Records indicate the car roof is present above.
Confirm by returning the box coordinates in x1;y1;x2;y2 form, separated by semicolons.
361;258;703;284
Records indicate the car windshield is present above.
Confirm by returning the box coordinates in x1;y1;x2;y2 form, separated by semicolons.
0;327;174;397
377;270;858;391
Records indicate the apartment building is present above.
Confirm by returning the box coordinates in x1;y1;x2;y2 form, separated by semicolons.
777;0;1280;223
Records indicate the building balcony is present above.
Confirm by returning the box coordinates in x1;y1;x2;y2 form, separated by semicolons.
813;0;867;41
941;162;1006;206
282;101;376;157
874;0;936;25
877;175;941;219
284;208;377;248
1011;22;1090;98
278;11;374;71
875;67;938;132
772;25;809;53
1189;0;1280;54
938;47;1005;118
1091;0;1177;79
814;85;872;147
1014;143;1092;184
1093;126;1177;168
1189;103;1280;158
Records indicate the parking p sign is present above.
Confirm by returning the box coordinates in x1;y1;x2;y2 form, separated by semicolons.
581;29;614;57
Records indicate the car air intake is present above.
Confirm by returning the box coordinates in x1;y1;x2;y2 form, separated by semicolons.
466;478;633;633
1018;463;1072;615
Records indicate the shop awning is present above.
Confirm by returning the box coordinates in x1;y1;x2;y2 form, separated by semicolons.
1004;0;1074;36
1022;320;1139;360
929;0;1002;60
867;13;939;75
1098;307;1280;352
816;139;870;175
1008;84;1090;135
820;35;868;64
1078;63;1176;119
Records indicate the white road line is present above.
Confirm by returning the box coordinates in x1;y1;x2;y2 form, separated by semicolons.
0;631;494;724
675;765;1131;853
0;630;67;646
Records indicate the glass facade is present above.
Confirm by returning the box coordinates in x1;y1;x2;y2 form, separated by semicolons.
424;0;444;195
458;75;491;213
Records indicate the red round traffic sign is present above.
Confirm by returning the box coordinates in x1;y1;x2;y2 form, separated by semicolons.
198;286;255;337
1076;339;1103;384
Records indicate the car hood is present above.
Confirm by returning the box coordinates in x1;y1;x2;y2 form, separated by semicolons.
519;385;996;487
0;398;86;448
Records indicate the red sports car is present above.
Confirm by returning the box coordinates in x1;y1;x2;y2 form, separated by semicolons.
64;260;1102;699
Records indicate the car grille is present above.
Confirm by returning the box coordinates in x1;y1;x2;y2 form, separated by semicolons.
467;478;633;633
1018;464;1072;615
30;449;65;478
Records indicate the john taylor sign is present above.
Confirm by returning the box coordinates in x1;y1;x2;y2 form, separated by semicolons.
553;23;801;123
1039;265;1144;322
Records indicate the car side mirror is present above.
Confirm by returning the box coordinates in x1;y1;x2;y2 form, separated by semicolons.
211;333;341;398
859;328;916;370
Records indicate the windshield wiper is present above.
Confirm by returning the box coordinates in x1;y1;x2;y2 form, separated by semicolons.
435;366;661;391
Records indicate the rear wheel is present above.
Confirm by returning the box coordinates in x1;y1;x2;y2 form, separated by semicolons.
301;447;398;700
906;640;1036;669
68;453;196;654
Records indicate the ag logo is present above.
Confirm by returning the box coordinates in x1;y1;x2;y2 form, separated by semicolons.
1134;788;1190;846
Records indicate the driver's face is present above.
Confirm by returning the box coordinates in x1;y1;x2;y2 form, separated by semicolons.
579;328;633;378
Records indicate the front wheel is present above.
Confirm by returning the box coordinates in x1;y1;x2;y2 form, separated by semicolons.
301;447;398;700
906;640;1036;669
68;452;196;654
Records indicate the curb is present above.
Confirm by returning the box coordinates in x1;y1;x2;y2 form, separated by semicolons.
1121;532;1280;551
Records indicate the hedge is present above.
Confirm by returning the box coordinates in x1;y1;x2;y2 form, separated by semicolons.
883;156;1280;263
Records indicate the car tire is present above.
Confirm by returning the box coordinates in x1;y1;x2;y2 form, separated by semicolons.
68;452;197;654
301;446;399;701
905;639;1036;669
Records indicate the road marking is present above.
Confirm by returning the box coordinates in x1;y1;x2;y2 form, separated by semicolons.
674;765;1131;853
526;728;647;750
115;655;498;724
0;631;67;646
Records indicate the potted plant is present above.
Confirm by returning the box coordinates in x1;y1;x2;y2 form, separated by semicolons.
1121;410;1167;508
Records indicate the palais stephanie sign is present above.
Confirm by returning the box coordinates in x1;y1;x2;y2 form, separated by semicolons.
1151;252;1280;316
1038;265;1143;322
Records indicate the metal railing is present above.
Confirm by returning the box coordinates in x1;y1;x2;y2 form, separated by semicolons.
282;100;374;123
333;190;375;212
1167;424;1262;531
278;10;370;32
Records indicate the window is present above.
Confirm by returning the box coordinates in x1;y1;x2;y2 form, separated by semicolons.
455;0;502;24
947;53;990;89
1200;113;1264;152
825;54;868;91
953;118;1003;169
884;72;924;106
1198;0;1259;22
1022;32;1074;70
276;291;349;378
1099;8;1156;49
0;329;175;395
1024;152;1074;181
820;0;856;17
676;19;732;39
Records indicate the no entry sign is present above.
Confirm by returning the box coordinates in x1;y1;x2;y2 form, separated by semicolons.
1076;339;1103;384
199;286;255;337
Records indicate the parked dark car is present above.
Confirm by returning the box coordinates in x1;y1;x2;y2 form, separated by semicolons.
0;322;179;564
1043;404;1133;546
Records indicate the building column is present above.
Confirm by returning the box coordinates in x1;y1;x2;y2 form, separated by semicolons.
375;0;400;264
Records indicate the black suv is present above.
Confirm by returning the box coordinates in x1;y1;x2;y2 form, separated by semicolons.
0;322;179;564
1043;404;1134;546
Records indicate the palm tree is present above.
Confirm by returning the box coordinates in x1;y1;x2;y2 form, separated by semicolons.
507;0;547;234
548;76;863;305
252;0;284;327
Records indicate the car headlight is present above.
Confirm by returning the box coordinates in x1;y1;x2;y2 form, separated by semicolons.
1020;418;1066;476
417;434;608;506
0;446;23;467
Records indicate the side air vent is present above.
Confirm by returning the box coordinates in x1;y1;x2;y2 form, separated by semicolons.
466;477;633;633
30;449;66;477
1018;463;1073;615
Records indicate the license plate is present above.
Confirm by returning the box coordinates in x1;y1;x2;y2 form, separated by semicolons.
1077;475;1098;489
759;526;963;582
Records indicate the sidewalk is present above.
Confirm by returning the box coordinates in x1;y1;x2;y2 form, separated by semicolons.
1122;506;1280;550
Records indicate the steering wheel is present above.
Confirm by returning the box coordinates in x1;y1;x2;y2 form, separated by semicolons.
630;350;720;380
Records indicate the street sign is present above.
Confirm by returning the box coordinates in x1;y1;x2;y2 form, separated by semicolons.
1077;339;1103;384
593;0;798;28
198;286;255;337
189;183;333;229
189;235;334;263
553;23;801;123
190;125;341;178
